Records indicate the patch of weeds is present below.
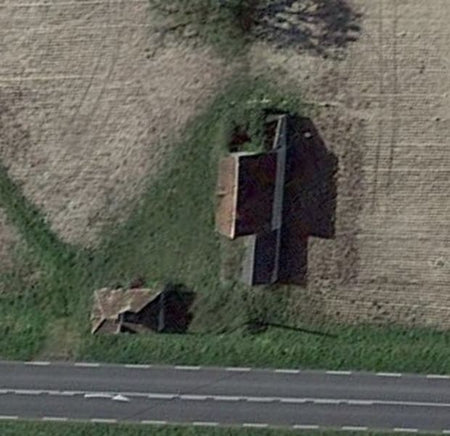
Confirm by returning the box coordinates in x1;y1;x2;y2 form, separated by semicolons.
149;0;257;57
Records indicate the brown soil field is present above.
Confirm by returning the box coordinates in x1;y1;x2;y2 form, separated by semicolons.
0;0;232;247
251;0;450;328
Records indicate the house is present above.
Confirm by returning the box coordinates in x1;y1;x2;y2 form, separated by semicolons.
215;113;287;240
216;113;337;286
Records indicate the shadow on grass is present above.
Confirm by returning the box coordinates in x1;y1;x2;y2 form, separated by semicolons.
245;320;337;337
252;0;362;58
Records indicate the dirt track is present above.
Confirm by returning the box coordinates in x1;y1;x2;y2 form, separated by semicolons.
251;0;450;328
0;0;229;248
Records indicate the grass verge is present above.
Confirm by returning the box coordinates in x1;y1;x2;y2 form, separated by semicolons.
1;74;450;375
0;421;439;436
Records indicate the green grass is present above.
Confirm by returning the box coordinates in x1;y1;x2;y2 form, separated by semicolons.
78;323;450;374
1;74;450;375
0;421;439;436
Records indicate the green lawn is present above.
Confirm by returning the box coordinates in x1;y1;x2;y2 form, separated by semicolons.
1;74;450;374
0;421;439;436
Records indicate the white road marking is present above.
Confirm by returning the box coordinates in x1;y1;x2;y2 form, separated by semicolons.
112;394;130;402
442;431;450;434
0;389;7;394
141;420;167;425
84;393;112;399
347;400;374;406
6;387;450;411
0;416;18;420
14;389;42;395
274;369;300;374
174;365;200;370
192;422;219;426
243;423;269;428
75;362;100;368
125;364;151;369
312;398;341;404
42;417;68;422
212;396;242;401
179;395;207;401
246;396;275;403
342;426;369;431
5;361;450;381
147;393;176;400
280;398;307;404
293;424;319;429
90;418;117;423
393;428;418;433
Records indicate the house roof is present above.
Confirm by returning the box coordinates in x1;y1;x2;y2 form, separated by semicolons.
215;114;291;240
91;288;162;334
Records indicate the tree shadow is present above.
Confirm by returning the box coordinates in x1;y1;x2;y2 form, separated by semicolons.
252;0;362;58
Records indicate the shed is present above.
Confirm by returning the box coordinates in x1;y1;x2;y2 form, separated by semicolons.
91;288;165;334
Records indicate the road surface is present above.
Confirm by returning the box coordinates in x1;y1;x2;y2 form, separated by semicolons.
1;361;450;432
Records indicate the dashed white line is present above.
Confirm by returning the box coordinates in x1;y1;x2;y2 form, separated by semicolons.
274;369;300;374
74;362;100;368
376;372;402;377
293;424;320;429
226;367;251;372
141;420;167;425
427;374;450;379
0;415;18;420
442;430;450;434
393;428;419;433
84;393;112;399
192;422;219;426
14;389;42;395
242;423;269;428
246;396;275;403
347;400;374;406
125;364;151;369
312;398;341;405
342;426;369;431
174;365;200;370
179;395;207;401
147;393;176;400
90;418;117;424
42;417;68;422
25;361;50;366
213;395;242;402
326;370;352;375
280;398;307;404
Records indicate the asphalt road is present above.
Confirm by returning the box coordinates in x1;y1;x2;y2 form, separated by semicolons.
1;361;450;431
